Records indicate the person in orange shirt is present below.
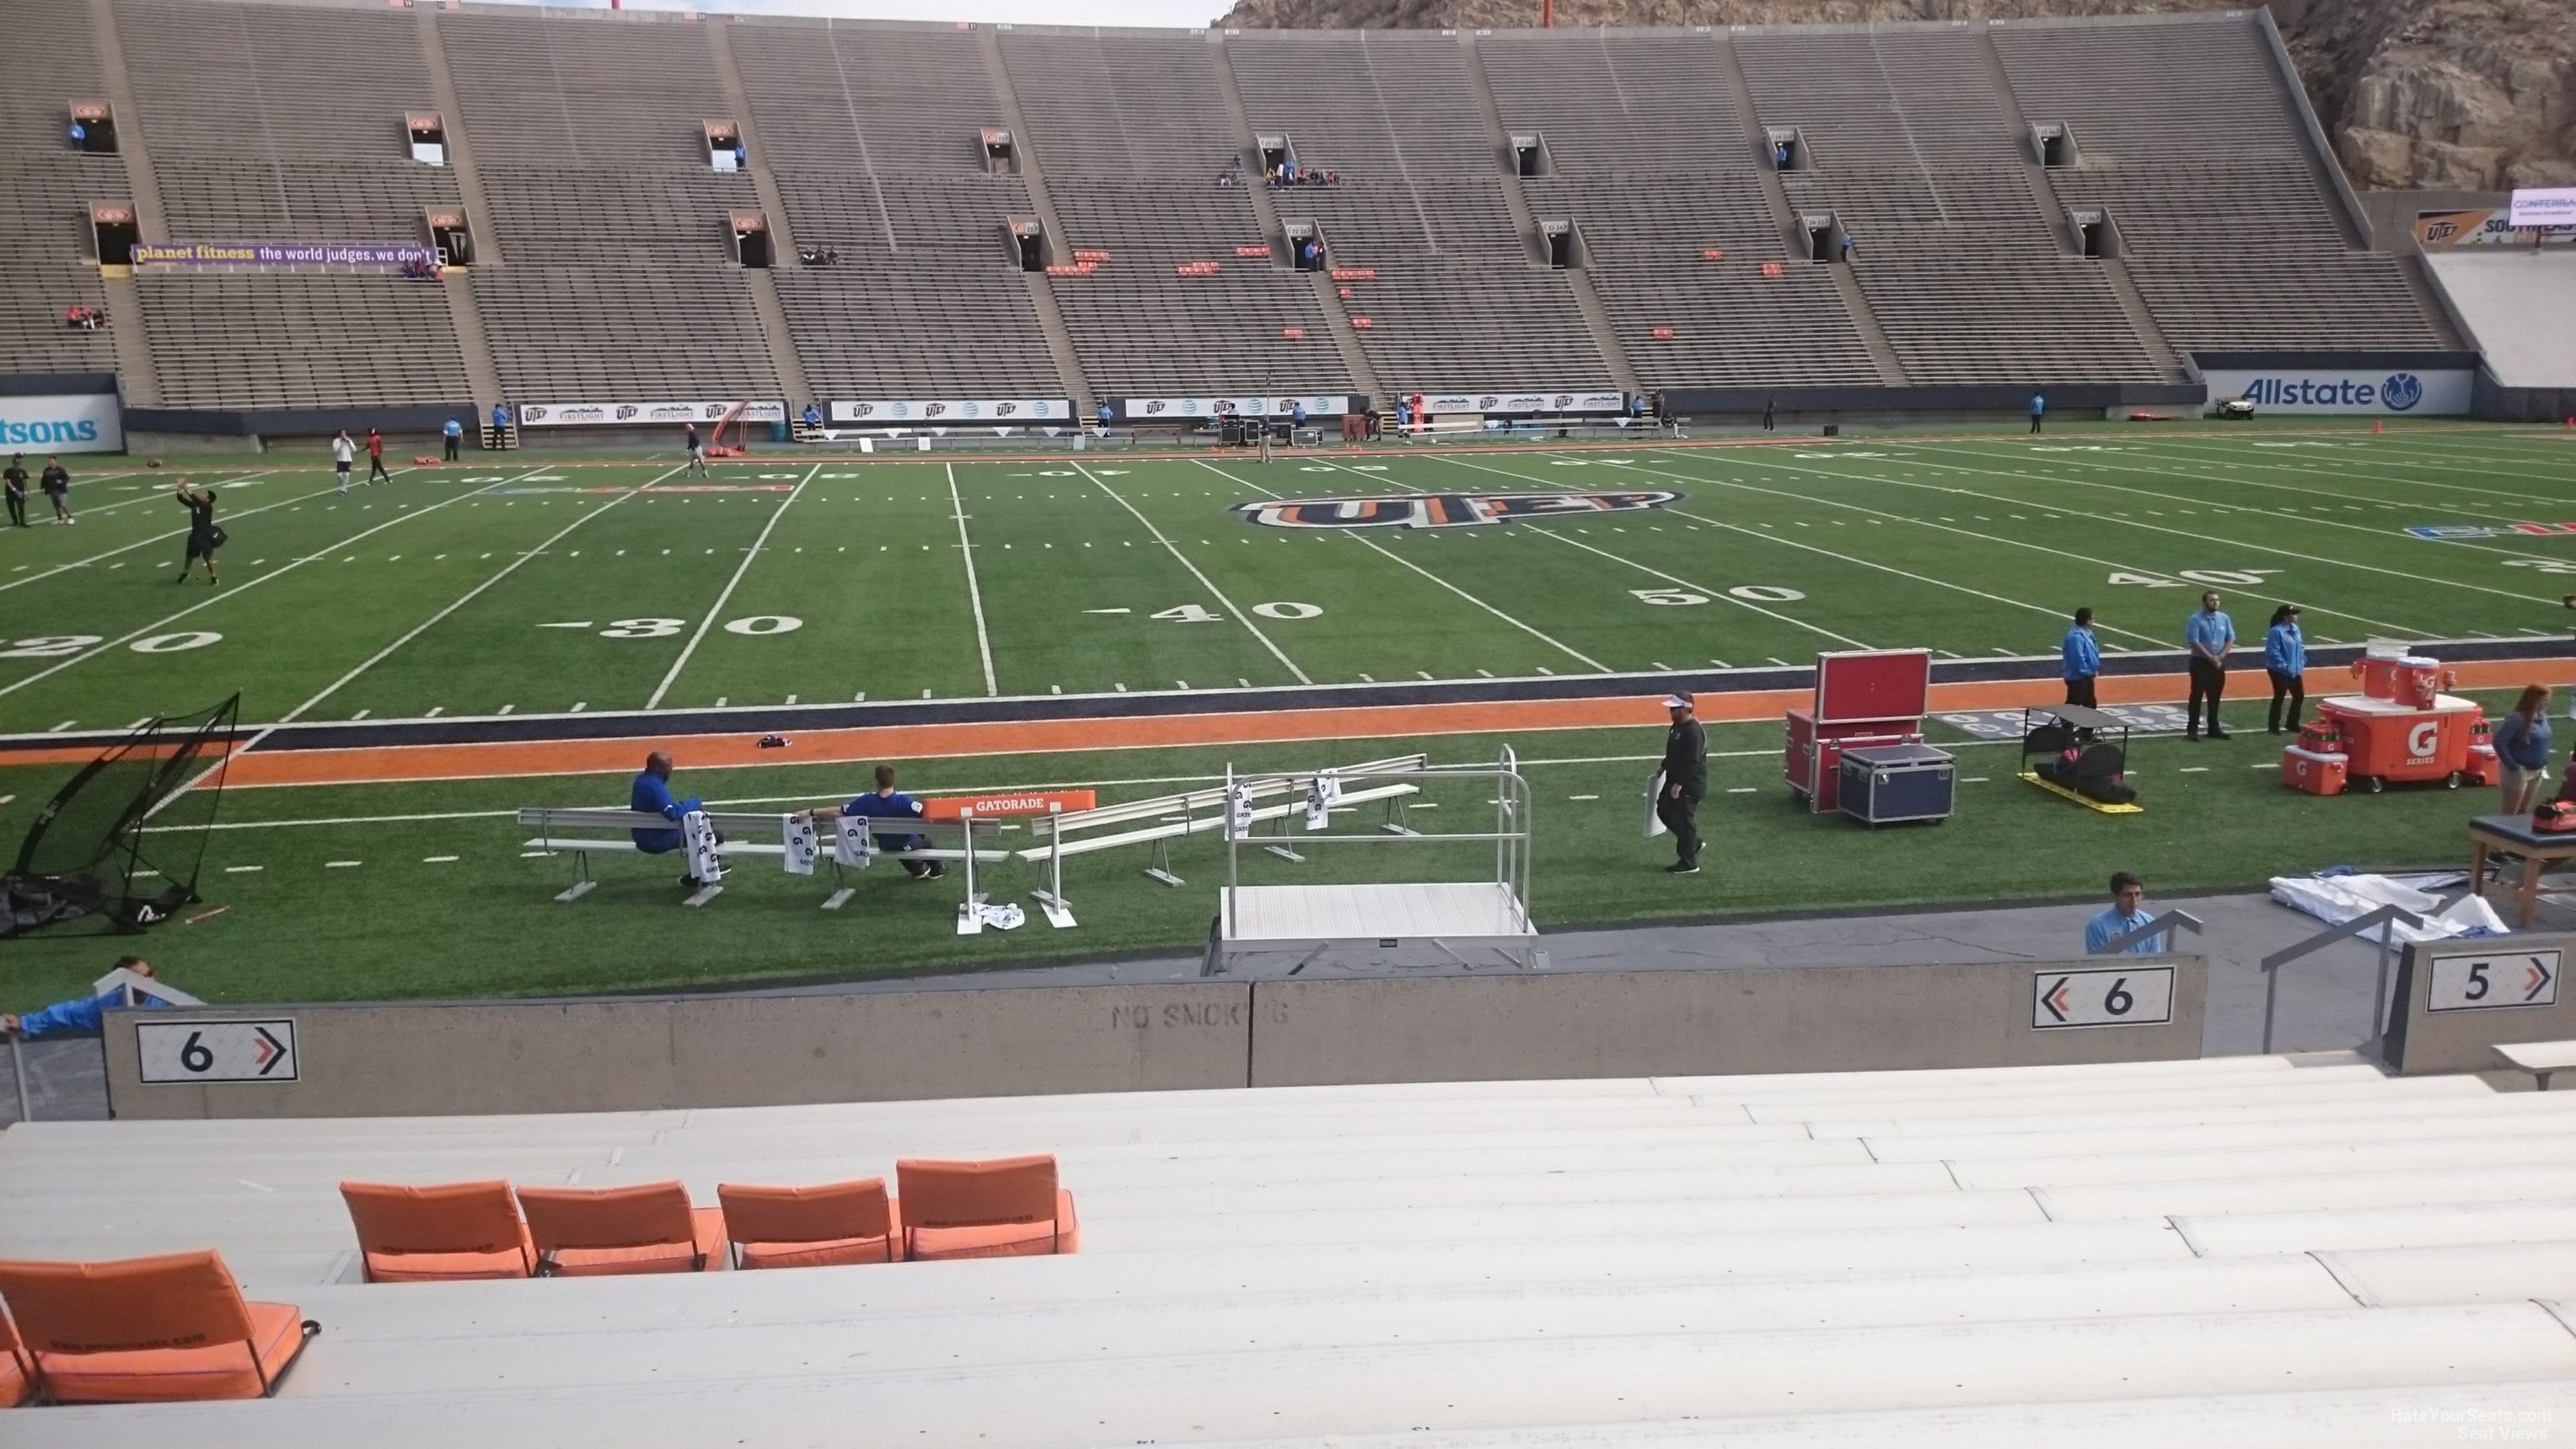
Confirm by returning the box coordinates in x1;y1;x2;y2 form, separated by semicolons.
364;427;392;485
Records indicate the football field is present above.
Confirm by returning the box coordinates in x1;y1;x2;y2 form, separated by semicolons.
3;423;2574;732
3;419;2575;1016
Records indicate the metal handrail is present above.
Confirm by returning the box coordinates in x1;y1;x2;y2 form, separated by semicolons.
8;1030;30;1124
2089;909;2205;956
2258;902;2425;1054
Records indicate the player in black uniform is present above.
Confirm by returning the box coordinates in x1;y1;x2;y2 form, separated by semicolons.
2;453;27;527
173;478;222;585
1657;692;1707;875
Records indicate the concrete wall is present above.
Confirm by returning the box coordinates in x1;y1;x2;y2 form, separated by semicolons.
105;956;2207;1119
104;984;1256;1119
1252;958;2206;1087
2386;933;2576;1076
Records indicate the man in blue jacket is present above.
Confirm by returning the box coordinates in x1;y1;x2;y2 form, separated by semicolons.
805;765;944;879
631;751;710;888
2061;606;2101;708
3;959;164;1038
2029;391;2046;434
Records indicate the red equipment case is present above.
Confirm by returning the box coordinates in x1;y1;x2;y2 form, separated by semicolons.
1785;649;1932;815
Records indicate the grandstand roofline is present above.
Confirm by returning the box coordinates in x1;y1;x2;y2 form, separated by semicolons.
181;0;2268;47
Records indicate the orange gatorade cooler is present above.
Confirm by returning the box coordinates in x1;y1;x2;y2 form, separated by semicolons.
2316;693;2483;792
2281;720;2348;796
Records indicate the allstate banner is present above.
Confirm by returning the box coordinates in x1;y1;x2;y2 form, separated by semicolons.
2509;188;2576;229
521;401;785;428
131;241;439;268
1120;396;1354;419
1416;391;1627;415
829;400;1069;424
2201;368;2471;416
0;392;123;453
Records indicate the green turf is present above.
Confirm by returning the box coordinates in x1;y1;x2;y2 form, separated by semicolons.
2;422;2572;1012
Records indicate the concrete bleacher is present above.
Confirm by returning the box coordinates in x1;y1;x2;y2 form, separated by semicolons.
114;0;457;240
474;267;779;404
0;1;119;375
136;275;469;411
9;1051;2576;1441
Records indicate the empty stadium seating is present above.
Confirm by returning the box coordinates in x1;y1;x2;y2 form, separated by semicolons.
0;4;2453;413
4;1052;2574;1441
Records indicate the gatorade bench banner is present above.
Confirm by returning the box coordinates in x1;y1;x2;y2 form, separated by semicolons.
921;791;1096;820
2199;368;2471;416
1122;396;1357;419
1417;391;1627;416
829;400;1071;424
520;402;785;427
1;392;123;453
131;241;439;269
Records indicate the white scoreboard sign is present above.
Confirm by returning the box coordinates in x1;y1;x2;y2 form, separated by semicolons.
2426;949;2561;1013
136;1020;300;1083
2032;967;2176;1030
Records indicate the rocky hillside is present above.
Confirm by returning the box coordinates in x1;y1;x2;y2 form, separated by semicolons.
1209;0;2576;191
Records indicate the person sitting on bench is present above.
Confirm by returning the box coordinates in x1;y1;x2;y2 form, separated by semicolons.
631;751;711;889
804;766;945;879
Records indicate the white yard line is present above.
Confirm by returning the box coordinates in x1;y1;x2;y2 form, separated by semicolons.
945;462;998;695
1504;453;2175;649
277;462;692;724
1438;454;1872;648
645;462;822;709
1640;449;2450;640
1072;462;1310;685
1877;445;2562;612
1923;441;2576;569
1194;458;1614;674
0;468;542;703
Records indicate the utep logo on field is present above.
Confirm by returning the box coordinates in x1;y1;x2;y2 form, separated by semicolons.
1238;490;1680;530
2382;373;2425;411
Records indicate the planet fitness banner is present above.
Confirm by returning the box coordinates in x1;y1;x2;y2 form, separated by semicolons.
131;241;440;268
2200;367;2471;416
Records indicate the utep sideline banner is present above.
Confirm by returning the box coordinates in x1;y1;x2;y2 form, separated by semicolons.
131;240;438;269
1416;390;1627;416
0;392;123;453
2416;208;2576;249
1123;396;1357;420
521;401;786;428
2199;367;2471;417
830;399;1070;424
2510;188;2576;229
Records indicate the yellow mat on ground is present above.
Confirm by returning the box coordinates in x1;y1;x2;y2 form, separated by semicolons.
2019;770;2145;815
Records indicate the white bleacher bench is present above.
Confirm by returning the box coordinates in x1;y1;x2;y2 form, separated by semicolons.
2492;1040;2576;1090
1013;756;1424;928
516;808;1010;927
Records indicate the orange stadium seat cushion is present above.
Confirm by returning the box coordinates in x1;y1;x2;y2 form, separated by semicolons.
517;1182;725;1276
341;1179;538;1283
895;1155;1080;1261
718;1179;901;1268
0;1250;317;1403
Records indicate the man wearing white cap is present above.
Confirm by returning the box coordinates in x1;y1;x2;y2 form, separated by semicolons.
1657;693;1707;875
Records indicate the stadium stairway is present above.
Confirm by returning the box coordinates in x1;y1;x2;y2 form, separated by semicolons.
6;1051;2576;1443
1711;33;1905;386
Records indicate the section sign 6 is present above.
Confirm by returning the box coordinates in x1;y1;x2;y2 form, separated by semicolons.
2031;967;2176;1030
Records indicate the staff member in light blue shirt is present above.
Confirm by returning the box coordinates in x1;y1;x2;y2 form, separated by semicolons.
2029;391;2046;434
2061;606;2101;708
2184;590;2235;741
2083;872;2164;955
2263;604;2306;734
442;416;463;462
1;959;165;1038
